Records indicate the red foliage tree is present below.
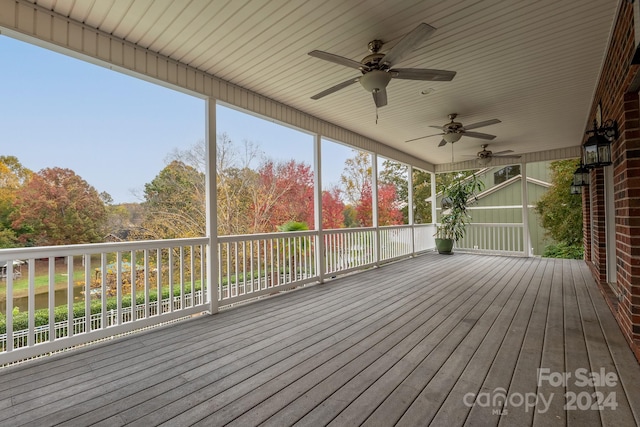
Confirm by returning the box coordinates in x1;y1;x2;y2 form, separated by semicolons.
378;183;404;225
355;181;373;227
355;181;403;227
252;160;314;232
322;187;345;229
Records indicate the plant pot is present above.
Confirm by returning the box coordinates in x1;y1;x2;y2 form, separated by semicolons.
435;238;454;255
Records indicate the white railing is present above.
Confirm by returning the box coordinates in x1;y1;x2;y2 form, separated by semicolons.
379;225;413;262
3;222;520;365
324;228;376;275
455;223;525;255
414;223;437;253
4;290;204;350
0;238;209;365
217;231;317;306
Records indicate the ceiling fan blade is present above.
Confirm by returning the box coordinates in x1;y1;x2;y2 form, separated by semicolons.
381;22;436;65
308;50;365;70
463;118;501;130
438;139;448;147
492;150;514;155
390;68;456;81
373;88;388;108
405;132;443;142
310;77;360;100
463;131;497;140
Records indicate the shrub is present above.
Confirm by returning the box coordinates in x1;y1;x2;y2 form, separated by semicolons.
542;242;584;260
0;282;202;334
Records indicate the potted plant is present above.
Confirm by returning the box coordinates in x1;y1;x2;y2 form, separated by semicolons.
435;174;484;254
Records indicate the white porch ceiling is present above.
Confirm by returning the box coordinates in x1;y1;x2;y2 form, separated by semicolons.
22;0;619;166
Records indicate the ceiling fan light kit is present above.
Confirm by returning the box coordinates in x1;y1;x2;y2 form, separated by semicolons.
359;70;392;93
477;155;492;166
443;133;463;144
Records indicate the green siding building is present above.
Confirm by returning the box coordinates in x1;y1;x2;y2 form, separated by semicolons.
436;161;557;255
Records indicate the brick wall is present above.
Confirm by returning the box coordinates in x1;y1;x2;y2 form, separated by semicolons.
587;1;640;362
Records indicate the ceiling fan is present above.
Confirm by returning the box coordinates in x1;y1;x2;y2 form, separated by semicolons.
473;144;521;166
308;23;456;109
406;113;501;146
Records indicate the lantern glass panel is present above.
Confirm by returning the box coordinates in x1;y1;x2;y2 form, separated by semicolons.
598;144;611;165
583;144;598;167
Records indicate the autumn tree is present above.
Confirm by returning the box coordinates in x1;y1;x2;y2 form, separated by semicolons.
356;181;403;226
251;159;314;232
341;150;372;206
137;135;316;237
11;167;106;246
215;134;262;235
341;151;372;226
0;156;32;247
379;160;408;222
322;186;345;229
340;151;403;227
535;159;583;258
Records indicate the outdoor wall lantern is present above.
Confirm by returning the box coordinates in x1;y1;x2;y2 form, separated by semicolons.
572;162;590;187
570;184;583;195
582;118;617;168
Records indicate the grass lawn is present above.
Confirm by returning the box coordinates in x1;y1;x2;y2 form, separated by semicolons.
0;258;99;298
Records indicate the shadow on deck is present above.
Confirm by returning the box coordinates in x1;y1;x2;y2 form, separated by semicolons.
1;253;639;426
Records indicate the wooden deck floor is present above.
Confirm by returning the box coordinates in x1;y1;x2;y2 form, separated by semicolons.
1;253;639;426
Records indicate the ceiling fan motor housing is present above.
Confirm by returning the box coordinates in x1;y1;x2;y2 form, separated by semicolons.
444;121;463;133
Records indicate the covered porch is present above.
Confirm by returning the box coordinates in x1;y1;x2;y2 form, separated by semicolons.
1;1;640;425
2;253;639;426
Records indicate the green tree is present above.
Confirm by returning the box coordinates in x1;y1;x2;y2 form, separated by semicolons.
412;169;432;224
378;162;433;224
535;159;583;257
11;167;106;246
139;160;206;239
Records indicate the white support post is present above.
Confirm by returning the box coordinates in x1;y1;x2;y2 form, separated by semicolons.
521;162;532;257
372;153;380;266
206;97;219;314
313;134;326;283
430;172;437;224
408;165;415;256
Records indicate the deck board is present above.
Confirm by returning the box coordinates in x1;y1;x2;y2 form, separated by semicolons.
1;253;638;427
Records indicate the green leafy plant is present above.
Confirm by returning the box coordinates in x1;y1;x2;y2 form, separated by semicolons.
435;174;484;242
542;242;584;259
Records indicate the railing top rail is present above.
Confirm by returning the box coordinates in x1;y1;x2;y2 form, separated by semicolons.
0;237;210;261
466;223;524;228
217;229;317;242
323;227;376;234
378;224;414;230
412;223;436;228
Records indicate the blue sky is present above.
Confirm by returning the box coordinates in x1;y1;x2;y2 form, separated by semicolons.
1;35;352;204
